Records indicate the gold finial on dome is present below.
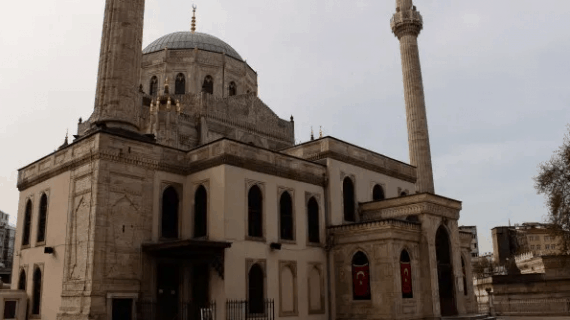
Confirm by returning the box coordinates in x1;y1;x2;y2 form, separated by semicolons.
191;4;197;33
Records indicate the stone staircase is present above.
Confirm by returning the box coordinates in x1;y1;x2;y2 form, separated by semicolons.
442;314;497;320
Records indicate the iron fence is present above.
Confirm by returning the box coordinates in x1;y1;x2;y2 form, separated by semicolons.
226;299;274;320
137;301;216;320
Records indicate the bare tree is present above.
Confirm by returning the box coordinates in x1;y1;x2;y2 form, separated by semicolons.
535;126;570;254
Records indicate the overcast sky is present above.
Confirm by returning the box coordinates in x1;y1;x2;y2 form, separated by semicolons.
1;0;569;254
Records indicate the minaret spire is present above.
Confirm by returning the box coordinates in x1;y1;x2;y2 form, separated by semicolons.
191;5;197;33
391;0;435;194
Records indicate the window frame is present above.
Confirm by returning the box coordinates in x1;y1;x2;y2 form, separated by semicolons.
36;192;49;245
175;73;186;95
160;184;181;240
30;264;43;317
306;195;320;245
21;199;33;248
245;181;265;241
193;183;209;239
341;175;356;223
278;188;295;243
246;260;267;315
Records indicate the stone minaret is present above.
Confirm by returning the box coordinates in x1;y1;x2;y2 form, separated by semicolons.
92;0;146;131
391;0;435;193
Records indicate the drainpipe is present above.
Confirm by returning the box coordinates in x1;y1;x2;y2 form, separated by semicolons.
323;172;333;320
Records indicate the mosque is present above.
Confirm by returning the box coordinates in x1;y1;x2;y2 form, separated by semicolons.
8;0;479;319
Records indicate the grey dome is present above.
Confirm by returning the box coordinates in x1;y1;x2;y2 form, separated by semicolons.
142;31;243;61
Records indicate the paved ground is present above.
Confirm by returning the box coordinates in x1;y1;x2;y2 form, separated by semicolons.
499;317;570;320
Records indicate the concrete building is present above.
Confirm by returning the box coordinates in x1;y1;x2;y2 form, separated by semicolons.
10;1;478;319
0;210;15;283
459;226;479;258
492;222;565;266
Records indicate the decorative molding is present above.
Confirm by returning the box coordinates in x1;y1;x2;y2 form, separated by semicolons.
307;262;326;315
329;219;421;234
278;260;298;317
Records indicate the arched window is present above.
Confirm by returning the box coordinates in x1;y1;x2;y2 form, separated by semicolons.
202;75;214;94
22;200;32;246
462;257;468;296
194;185;208;238
307;197;320;243
229;81;237;96
372;184;385;201
343;177;355;222
279;192;293;240
150;76;158;96
32;267;42;315
248;264;265;314
248;185;263;238
352;251;371;300
161;186;179;239
400;250;413;298
17;269;26;290
37;194;48;243
175;73;186;95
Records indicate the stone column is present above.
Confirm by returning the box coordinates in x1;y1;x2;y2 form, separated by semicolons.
391;1;435;193
92;0;146;131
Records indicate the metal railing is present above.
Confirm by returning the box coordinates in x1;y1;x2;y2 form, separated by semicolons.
137;301;216;320
226;299;274;320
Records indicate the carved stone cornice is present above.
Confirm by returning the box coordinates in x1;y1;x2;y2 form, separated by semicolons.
328;219;421;235
360;193;462;221
282;137;417;183
18;133;326;191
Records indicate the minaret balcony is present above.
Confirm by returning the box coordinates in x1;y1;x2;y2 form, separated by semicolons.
390;10;423;31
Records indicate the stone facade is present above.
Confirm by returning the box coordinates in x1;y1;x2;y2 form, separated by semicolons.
9;0;475;319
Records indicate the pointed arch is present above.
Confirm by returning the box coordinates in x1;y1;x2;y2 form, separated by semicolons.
17;269;26;290
22;200;32;246
248;264;265;314
372;184;385;201
175;73;186;94
202;75;214;94
400;249;413;298
307;197;320;243
37;193;48;243
150;76;158;96
32;267;42;315
279;191;293;241
248;185;263;238
194;185;208;238
343;177;355;222
229;81;237;96
352;251;371;300
436;225;457;316
161;186;179;239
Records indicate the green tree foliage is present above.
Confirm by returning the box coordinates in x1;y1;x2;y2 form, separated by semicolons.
535;127;570;253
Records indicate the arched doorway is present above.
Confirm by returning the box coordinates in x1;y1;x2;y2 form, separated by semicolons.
436;226;457;316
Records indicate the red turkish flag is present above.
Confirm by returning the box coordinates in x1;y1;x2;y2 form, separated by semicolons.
400;262;413;294
352;264;370;298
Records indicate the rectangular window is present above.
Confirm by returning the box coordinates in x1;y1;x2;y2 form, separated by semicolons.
552;244;556;250
546;244;550;250
112;299;133;320
3;301;17;319
530;245;535;250
537;245;541;250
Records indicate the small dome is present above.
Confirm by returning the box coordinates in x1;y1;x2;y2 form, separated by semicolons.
143;31;243;61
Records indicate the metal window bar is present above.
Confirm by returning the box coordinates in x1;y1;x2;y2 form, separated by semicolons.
226;299;274;320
